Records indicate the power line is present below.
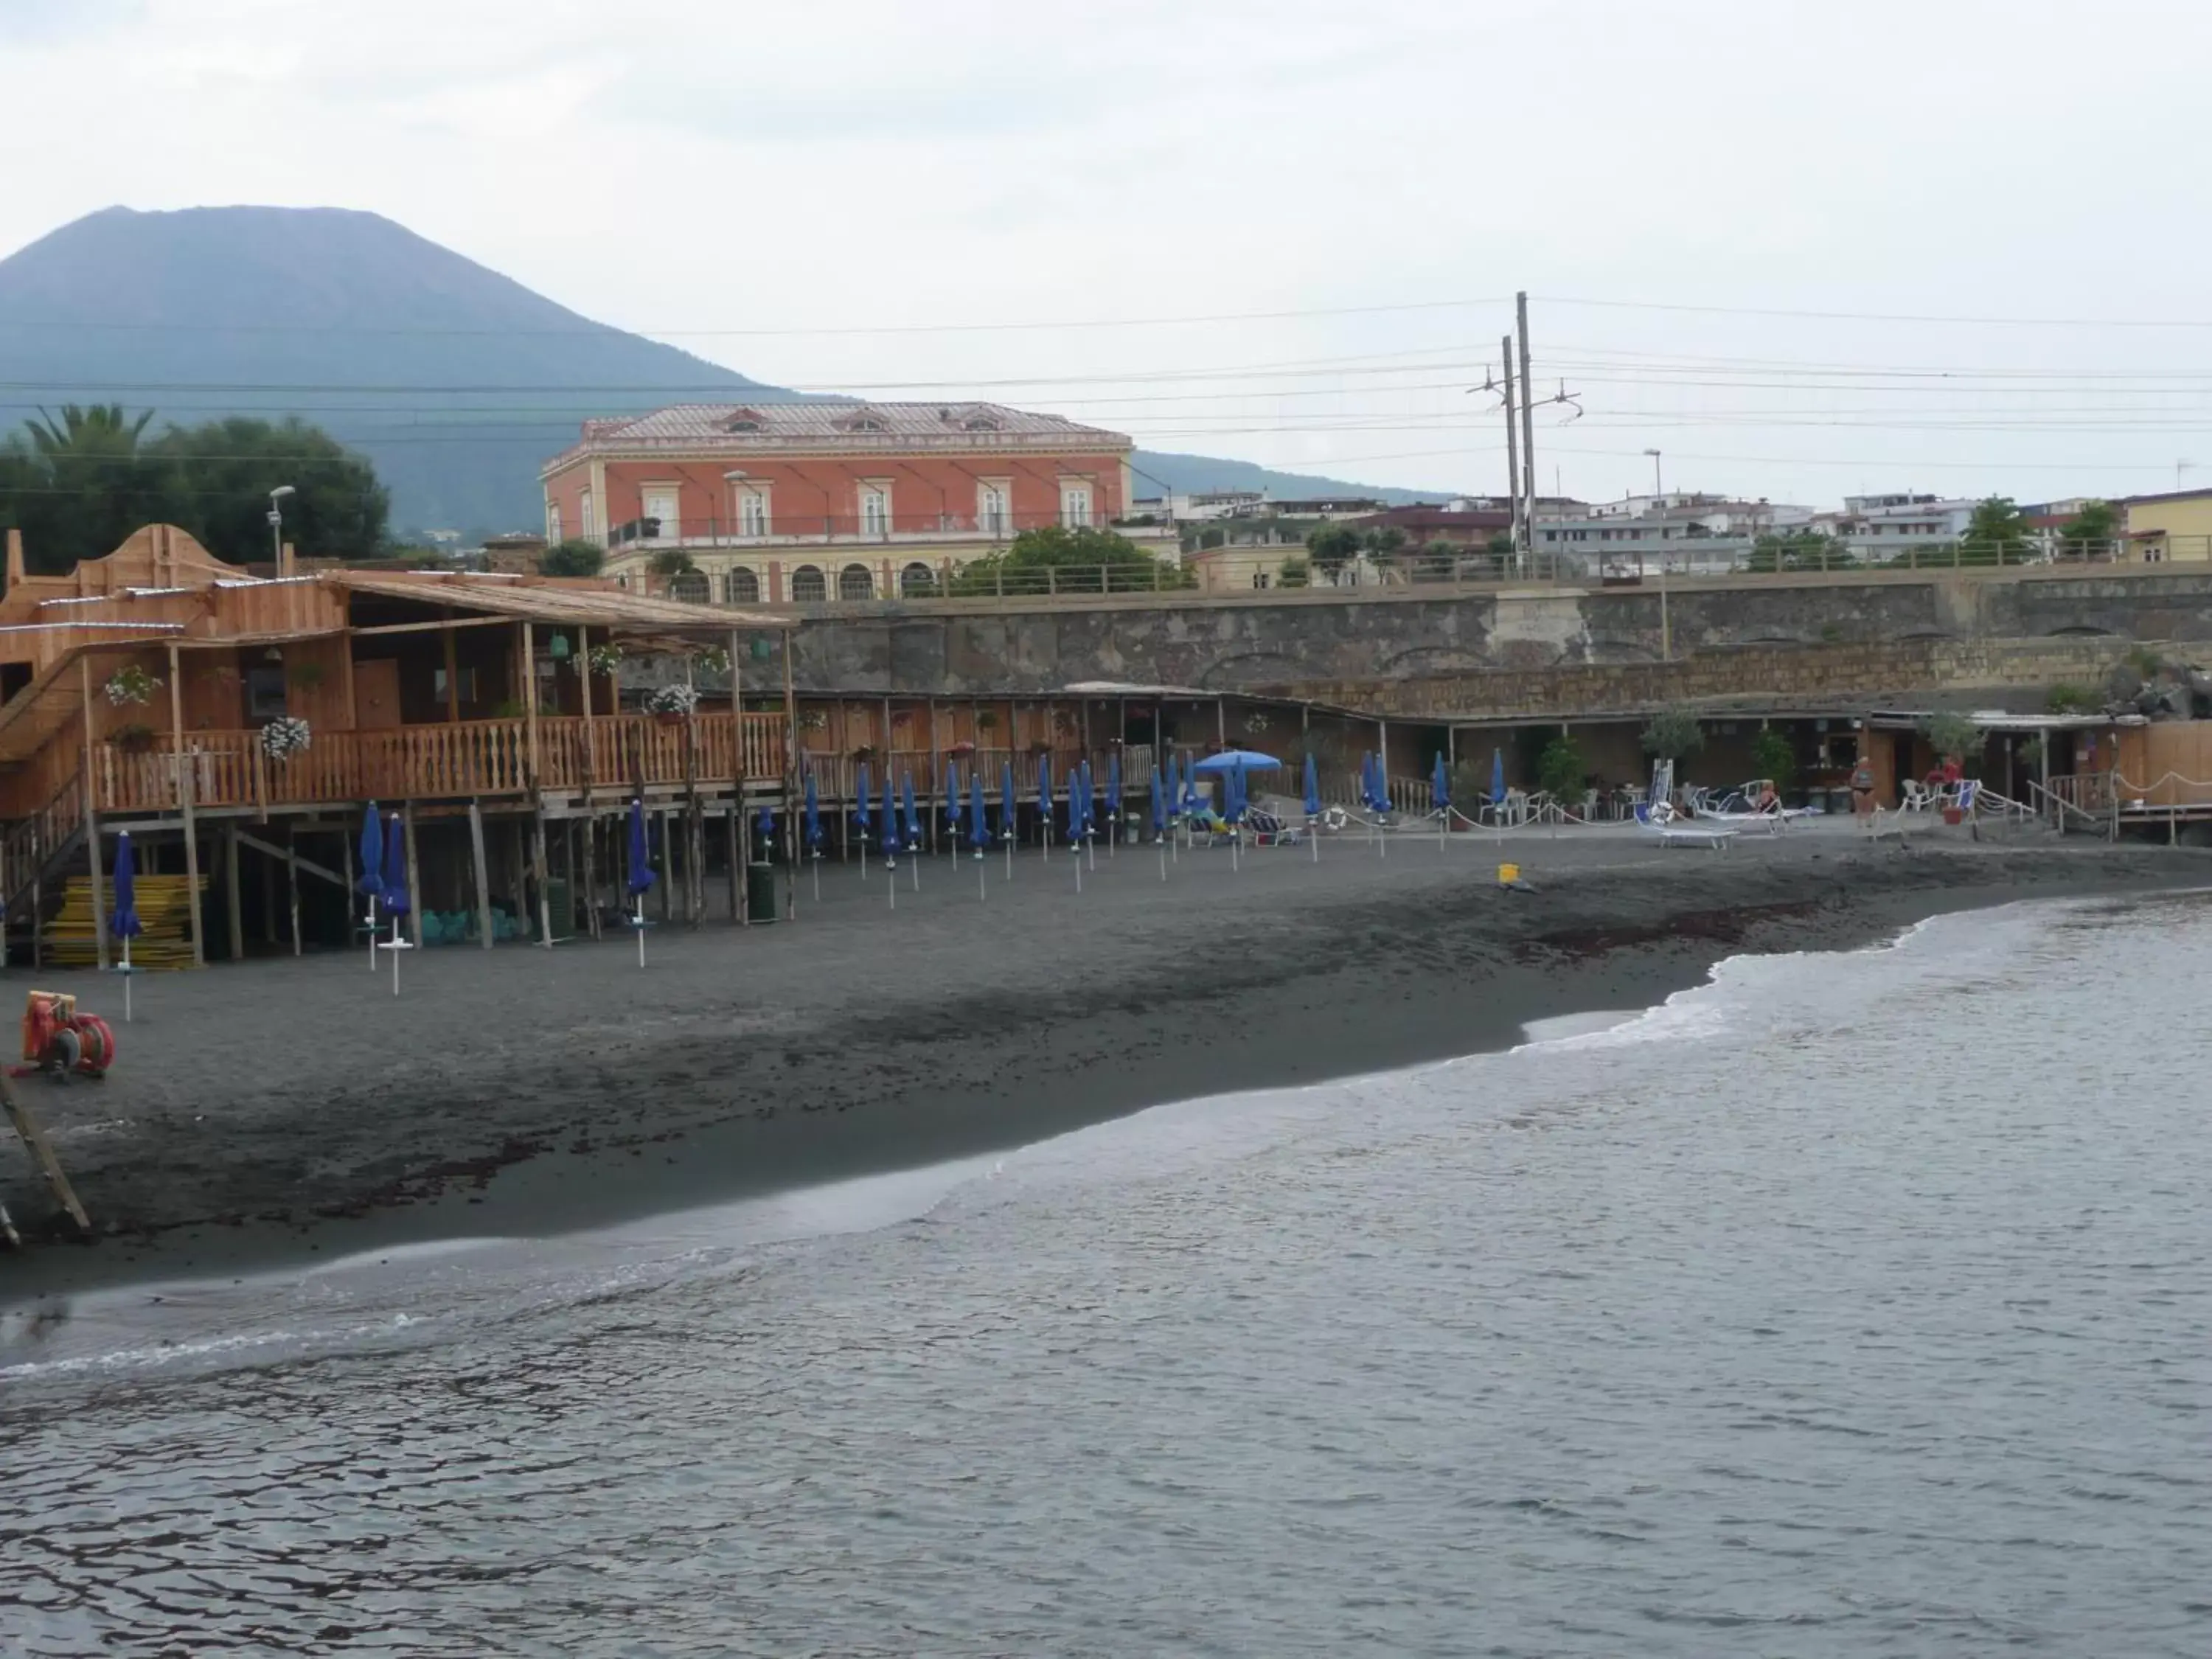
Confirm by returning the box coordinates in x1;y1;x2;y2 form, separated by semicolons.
1540;295;2212;330
0;296;1509;340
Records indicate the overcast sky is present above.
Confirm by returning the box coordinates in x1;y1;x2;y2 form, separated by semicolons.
6;0;2212;508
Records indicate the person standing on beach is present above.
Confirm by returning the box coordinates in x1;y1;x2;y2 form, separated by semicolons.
1851;754;1877;817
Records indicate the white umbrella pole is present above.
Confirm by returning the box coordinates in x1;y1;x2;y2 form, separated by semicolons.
911;848;919;891
1312;820;1319;863
979;858;987;902
366;894;378;970
122;937;131;1023
1160;837;1167;881
392;920;401;997
812;854;820;901
636;900;645;967
1004;832;1012;880
1074;846;1082;892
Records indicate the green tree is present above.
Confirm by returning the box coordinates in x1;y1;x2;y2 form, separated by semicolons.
647;549;699;578
147;415;388;564
1277;554;1311;588
1362;525;1408;574
1923;711;1983;771
1536;733;1587;804
1641;706;1705;762
2058;499;2118;557
540;538;607;577
1304;523;1360;582
947;524;1188;597
5;404;166;572
1960;496;2029;566
1750;727;1797;790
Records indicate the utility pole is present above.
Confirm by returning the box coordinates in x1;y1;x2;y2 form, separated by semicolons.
1500;335;1521;567
1516;291;1537;576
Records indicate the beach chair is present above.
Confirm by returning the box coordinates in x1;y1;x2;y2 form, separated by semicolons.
1246;806;1301;846
1901;779;1935;813
1635;800;1737;850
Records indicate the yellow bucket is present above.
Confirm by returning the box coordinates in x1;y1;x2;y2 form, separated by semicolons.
1497;863;1520;885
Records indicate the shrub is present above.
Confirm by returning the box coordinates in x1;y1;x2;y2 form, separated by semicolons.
1640;707;1705;760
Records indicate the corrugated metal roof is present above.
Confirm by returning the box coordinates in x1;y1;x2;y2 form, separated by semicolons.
543;400;1130;472
325;571;794;631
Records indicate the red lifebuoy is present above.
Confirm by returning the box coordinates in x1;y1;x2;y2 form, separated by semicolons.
68;1015;115;1077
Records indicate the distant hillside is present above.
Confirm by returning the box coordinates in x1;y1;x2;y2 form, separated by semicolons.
0;206;1446;533
1127;449;1434;507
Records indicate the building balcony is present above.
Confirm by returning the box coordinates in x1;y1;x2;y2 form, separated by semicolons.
600;512;1175;553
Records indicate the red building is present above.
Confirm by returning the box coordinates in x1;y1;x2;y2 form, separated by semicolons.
540;401;1165;602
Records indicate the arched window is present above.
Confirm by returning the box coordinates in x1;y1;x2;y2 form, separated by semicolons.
790;565;827;602
724;567;761;604
838;563;875;600
667;571;710;604
900;562;937;597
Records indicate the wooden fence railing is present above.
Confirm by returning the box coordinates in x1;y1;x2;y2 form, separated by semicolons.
90;714;792;813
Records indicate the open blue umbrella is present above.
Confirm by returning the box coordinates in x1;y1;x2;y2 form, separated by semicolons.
110;831;142;1021
627;798;653;966
383;813;411;994
1193;748;1281;773
356;800;384;972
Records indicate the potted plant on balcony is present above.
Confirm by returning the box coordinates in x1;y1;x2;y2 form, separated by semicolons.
107;721;157;754
102;664;162;707
645;683;700;724
695;644;731;677
587;642;625;678
260;716;313;762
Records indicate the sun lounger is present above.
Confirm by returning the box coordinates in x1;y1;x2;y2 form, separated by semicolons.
1245;807;1301;846
1635;801;1736;849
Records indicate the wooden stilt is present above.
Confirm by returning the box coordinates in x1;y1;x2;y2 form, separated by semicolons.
30;838;42;970
582;811;602;939
403;801;424;947
224;821;243;960
260;824;279;945
730;804;745;923
287;821;303;955
80;658;108;972
468;800;495;949
658;809;674;922
532;799;554;947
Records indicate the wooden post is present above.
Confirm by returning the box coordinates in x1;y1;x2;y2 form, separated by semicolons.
730;803;745;924
80;656;108;972
443;611;461;723
521;622;542;789
224;822;243;960
658;808;674;922
532;799;554;947
578;625;597;794
287;821;302;955
1;1072;90;1236
260;827;278;945
468;799;495;949
30;834;41;970
582;811;602;939
403;801;424;947
169;642;204;967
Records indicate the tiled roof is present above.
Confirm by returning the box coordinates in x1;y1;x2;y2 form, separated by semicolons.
543;401;1130;473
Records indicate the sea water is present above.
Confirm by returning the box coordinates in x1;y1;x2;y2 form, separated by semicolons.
4;892;2210;1656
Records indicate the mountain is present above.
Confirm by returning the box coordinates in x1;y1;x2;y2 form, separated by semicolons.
0;206;1443;533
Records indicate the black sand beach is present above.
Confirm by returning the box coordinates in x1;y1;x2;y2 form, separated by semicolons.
2;825;2199;1298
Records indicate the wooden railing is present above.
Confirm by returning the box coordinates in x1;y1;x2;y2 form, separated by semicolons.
791;744;1164;805
1;765;86;911
90;714;792;813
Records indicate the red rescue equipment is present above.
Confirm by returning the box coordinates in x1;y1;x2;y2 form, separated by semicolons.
20;991;116;1079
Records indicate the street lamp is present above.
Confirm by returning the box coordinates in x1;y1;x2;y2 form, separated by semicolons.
1643;448;1663;504
267;484;296;573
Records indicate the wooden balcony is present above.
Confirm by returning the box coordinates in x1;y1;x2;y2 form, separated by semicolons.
89;713;791;816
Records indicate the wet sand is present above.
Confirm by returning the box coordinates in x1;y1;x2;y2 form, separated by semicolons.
3;821;2199;1299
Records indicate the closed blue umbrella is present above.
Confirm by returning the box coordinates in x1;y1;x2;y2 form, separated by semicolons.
803;771;823;849
1065;762;1084;844
1079;760;1095;840
968;769;990;854
1105;751;1122;852
1490;747;1506;810
110;831;142;1021
1357;751;1374;810
755;802;773;854
1432;751;1451;848
944;760;962;846
1302;752;1323;863
1037;755;1052;854
902;771;923;847
383;813;411;995
627;797;653;966
881;769;901;859
1179;757;1198;818
854;761;872;843
1150;765;1166;836
1000;760;1018;877
356;800;384;973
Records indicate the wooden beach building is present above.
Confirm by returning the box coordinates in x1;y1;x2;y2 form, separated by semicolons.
0;526;796;965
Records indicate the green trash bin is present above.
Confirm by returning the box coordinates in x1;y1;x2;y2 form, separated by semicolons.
744;861;785;923
542;877;576;942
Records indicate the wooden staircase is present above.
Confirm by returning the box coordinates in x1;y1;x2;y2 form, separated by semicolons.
43;874;206;970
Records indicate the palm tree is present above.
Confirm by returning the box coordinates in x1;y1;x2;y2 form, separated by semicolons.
25;404;156;462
